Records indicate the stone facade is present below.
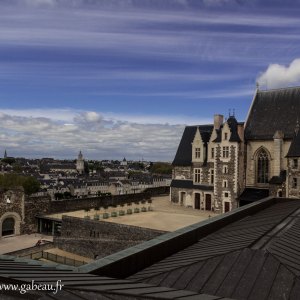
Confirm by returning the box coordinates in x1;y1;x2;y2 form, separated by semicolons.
54;216;165;259
171;115;244;214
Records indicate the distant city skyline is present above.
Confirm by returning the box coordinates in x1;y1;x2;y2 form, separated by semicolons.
1;0;300;160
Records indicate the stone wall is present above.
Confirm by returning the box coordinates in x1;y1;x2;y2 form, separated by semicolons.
23;196;51;234
54;216;165;259
48;187;169;214
0;187;25;237
48;192;150;213
214;144;239;213
173;166;192;180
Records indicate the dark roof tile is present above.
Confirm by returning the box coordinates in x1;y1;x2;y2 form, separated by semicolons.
245;87;300;140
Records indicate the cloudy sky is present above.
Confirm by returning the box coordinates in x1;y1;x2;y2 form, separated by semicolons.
1;0;300;161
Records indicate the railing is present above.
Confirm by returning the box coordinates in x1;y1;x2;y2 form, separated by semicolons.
22;250;87;267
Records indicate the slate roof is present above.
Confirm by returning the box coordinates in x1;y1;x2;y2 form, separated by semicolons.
239;188;269;205
269;170;287;185
227;116;242;142
0;256;229;299
172;125;213;166
170;179;213;191
126;199;300;300
245;87;300;140
287;126;300;157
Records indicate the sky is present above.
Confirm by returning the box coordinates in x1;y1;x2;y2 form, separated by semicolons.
1;0;300;161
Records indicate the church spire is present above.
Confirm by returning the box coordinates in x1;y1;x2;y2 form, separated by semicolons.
4;150;7;158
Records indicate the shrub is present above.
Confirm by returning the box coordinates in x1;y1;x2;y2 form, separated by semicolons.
127;209;132;214
111;212;117;217
141;207;147;212
94;214;100;220
134;208;140;213
103;213;109;219
119;210;125;216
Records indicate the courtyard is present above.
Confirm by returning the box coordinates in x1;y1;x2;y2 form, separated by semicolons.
46;195;217;231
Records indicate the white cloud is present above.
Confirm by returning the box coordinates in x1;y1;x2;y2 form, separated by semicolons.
0;108;212;160
257;58;300;89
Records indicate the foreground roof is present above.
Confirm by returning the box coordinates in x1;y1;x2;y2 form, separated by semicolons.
245;86;300;140
2;198;300;300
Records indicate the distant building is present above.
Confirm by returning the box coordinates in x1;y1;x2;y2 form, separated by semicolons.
76;150;85;174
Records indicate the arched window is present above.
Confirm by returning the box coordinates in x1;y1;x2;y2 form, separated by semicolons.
257;149;269;184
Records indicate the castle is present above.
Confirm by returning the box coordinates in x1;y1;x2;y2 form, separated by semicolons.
171;86;300;213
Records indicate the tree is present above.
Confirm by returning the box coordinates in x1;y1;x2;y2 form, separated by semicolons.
0;174;40;195
149;162;172;174
22;177;40;195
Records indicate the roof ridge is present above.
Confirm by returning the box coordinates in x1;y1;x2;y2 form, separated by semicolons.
258;85;300;93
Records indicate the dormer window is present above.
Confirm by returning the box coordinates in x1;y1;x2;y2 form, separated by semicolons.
195;148;201;159
224;133;228;140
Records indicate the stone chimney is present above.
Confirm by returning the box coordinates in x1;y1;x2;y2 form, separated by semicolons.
273;130;284;176
214;114;224;130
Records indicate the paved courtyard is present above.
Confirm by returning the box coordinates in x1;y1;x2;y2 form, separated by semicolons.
0;234;53;255
47;195;217;231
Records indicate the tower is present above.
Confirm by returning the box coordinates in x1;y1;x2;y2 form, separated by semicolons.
76;151;85;174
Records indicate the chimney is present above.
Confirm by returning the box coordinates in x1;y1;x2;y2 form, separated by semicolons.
214;114;224;130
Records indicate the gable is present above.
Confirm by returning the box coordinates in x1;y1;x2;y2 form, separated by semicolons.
172;125;213;166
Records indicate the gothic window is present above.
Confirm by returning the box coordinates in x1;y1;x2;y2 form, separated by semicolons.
195;148;201;159
223;146;229;158
223;165;228;174
223;180;228;188
257;149;269;184
224;133;228;140
211;148;214;159
194;168;201;183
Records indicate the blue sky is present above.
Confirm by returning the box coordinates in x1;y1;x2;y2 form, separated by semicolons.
1;0;300;160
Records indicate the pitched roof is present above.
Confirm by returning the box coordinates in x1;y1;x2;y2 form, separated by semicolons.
245;87;300;140
125;200;300;300
227;116;242;142
172;125;213;166
239;188;269;204
287;125;300;157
